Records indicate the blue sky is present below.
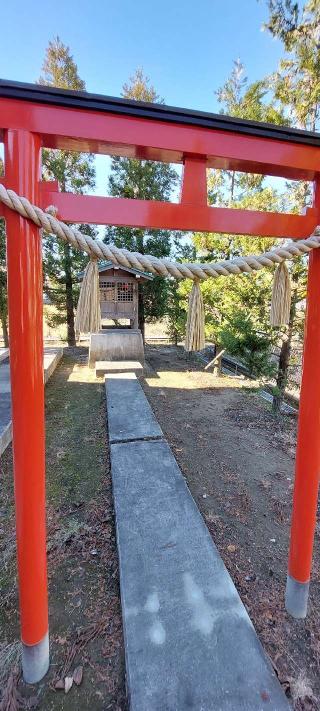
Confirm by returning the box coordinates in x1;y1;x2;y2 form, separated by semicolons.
1;0;286;198
1;0;283;111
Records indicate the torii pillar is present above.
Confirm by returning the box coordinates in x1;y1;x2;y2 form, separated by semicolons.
4;129;49;682
286;244;320;617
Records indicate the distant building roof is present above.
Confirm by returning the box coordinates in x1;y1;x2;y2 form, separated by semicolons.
78;260;153;281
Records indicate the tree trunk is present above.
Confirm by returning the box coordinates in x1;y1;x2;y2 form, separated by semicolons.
137;230;145;341
64;243;76;347
1;312;9;348
272;299;296;414
138;284;145;342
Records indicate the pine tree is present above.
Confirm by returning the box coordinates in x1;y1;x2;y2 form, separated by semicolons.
38;37;95;346
105;69;178;339
263;1;320;409
204;58;310;407
179;62;285;378
264;1;320;130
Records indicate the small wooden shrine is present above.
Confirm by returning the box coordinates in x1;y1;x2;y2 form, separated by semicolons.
84;260;153;328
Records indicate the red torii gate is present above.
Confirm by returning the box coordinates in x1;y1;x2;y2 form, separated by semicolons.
0;80;319;683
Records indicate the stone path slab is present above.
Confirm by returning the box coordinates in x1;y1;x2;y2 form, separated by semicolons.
105;374;163;444
96;360;144;377
43;348;63;384
0;348;63;456
0;348;9;364
106;371;291;711
0;361;12;456
111;438;291;711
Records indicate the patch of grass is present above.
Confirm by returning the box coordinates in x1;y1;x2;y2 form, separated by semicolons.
45;353;105;506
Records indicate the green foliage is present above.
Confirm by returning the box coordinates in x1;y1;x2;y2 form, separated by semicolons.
216;58;287;125
219;312;275;378
264;1;320;130
174;58;310;397
38;37;95;344
105;69;178;335
38;36;85;91
166;281;187;344
262;0;320;408
178;266;276;376
164;238;196;343
182;63;284;377
122;67;162;103
108;157;175;204
178;57;310;398
41;150;95;332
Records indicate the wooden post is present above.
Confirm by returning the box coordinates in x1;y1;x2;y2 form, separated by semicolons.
181;157;208;206
134;280;139;329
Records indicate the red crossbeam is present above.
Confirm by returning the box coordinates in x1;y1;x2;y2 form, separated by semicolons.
40;188;317;239
0;177;316;239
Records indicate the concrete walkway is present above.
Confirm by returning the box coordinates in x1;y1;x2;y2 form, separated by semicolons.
106;373;291;711
0;348;9;364
0;348;63;456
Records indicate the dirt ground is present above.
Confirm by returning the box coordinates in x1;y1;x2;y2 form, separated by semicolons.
142;345;320;711
1;345;319;710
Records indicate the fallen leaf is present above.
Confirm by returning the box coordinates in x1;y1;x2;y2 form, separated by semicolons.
64;676;73;694
57;636;67;645
227;544;236;553
73;665;83;686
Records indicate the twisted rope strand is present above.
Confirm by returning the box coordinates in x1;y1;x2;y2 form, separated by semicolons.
1;183;319;280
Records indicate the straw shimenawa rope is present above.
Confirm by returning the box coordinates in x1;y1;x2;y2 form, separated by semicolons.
185;281;205;352
74;259;101;335
270;262;292;327
1;185;320;282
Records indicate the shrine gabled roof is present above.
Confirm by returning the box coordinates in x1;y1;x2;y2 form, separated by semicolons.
78;260;153;281
1;79;320;147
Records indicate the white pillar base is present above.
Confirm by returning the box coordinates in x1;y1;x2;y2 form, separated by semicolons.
285;575;309;619
22;632;49;683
